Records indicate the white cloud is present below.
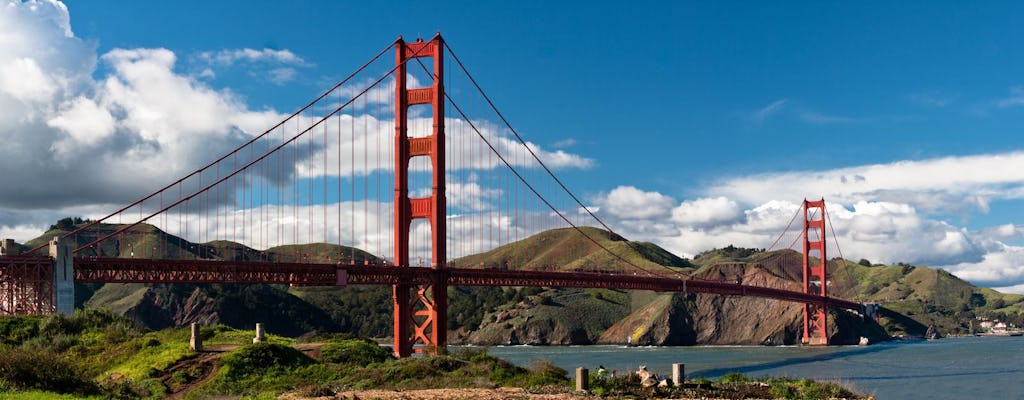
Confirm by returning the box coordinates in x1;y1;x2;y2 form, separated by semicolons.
671;196;742;227
195;48;309;84
944;244;1024;290
753;99;786;123
598;186;675;220
995;85;1024;109
267;67;297;85
551;138;578;149
707;151;1024;216
750;99;854;125
908;91;957;108
0;1;286;240
47;96;116;151
199;48;307;66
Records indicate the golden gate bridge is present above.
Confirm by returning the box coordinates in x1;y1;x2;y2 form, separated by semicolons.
0;34;869;357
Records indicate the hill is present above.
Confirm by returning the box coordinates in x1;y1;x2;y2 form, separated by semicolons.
449;231;887;345
12;221;1023;343
450;226;693;272
692;246;1024;337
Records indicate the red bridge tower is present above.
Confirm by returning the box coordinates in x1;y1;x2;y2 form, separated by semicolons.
802;199;829;345
392;35;447;357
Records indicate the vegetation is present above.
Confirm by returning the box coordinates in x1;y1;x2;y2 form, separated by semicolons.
0;311;574;399
586;371;864;399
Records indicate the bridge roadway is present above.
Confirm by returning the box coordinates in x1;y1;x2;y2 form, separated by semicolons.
68;257;863;311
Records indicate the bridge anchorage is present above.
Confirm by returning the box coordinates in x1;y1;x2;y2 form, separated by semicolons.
0;33;874;356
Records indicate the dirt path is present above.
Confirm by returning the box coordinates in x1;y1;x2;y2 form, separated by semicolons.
156;342;327;399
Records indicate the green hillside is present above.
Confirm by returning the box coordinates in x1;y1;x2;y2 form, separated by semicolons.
694;246;1024;336
450;226;693;272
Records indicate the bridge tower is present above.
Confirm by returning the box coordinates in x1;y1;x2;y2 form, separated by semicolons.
392;35;447;357
802;199;828;345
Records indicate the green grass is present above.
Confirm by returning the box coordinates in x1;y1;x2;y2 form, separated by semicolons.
103;331;195;381
202;324;295;346
0;390;106;400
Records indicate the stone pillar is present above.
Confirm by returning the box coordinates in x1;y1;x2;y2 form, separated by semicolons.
863;303;879;321
253;323;266;343
1;238;18;255
575;367;589;392
49;237;75;314
672;363;685;387
189;323;203;351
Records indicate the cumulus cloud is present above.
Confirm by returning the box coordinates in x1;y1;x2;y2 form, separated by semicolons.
598;186;675;220
0;1;285;239
671;197;742;227
707;151;1024;217
195;48;309;85
944;244;1024;289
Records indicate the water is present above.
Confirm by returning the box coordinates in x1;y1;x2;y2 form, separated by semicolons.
477;336;1024;399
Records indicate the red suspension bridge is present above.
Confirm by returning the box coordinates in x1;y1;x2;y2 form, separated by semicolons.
0;35;870;356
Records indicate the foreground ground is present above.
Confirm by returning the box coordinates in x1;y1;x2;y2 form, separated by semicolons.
0;310;867;399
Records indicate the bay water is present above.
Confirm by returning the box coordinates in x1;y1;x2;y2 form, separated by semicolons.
478;336;1024;399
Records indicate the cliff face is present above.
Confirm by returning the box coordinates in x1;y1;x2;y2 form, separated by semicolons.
459;289;631;345
596;294;695;345
471;263;891;346
85;283;340;336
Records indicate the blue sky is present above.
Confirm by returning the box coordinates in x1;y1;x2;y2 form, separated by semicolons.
2;1;1023;292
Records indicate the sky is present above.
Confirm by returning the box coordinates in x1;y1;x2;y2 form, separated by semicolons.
1;1;1023;292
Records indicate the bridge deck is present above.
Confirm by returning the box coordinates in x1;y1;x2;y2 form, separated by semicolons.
65;257;862;310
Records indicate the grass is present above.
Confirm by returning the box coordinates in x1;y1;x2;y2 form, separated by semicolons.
201;324;295;346
0;390;106;400
103;330;194;381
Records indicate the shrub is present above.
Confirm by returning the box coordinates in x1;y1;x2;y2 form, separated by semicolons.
0;316;41;346
220;343;314;380
320;339;393;366
526;359;567;387
718;372;748;384
0;347;97;395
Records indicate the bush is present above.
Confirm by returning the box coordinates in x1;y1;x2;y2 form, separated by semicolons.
718;372;748;384
526;359;567;387
220;343;314;380
320;339;393;366
0;347;97;395
0;316;41;346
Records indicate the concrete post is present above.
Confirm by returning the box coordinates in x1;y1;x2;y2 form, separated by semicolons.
672;363;685;387
49;237;74;314
575;367;588;392
189;323;203;351
253;323;266;343
1;238;18;255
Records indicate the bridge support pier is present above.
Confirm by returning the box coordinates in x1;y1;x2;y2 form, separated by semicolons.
801;199;829;345
49;237;74;315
